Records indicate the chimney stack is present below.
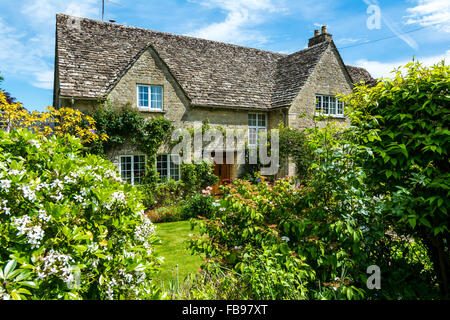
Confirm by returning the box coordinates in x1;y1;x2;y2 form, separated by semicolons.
308;25;332;47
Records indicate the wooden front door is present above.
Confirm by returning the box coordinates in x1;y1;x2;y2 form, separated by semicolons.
211;153;232;194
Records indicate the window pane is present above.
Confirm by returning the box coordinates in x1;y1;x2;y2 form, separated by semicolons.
138;86;149;107
315;95;322;112
249;128;257;145
133;155;146;185
169;155;180;181
323;96;329;114
337;100;344;115
248;114;257;126
157;155;168;181
258;114;266;127
151;86;163;109
329;97;336;115
120;156;132;184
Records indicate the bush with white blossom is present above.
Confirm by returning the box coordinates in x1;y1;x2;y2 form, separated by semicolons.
0;129;162;300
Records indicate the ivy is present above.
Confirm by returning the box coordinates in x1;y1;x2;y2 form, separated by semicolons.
89;102;173;183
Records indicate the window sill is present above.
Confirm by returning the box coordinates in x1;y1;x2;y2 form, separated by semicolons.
138;108;166;113
314;113;345;119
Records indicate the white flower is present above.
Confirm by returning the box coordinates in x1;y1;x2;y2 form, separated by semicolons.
28;139;41;149
0;180;11;192
1;200;11;215
74;195;84;203
111;191;126;203
38;210;51;222
51;179;64;190
281;236;290;242
8;169;25;176
64;176;76;184
18;185;36;202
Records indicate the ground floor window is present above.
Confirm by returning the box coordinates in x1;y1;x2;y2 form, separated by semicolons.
157;154;180;181
119;155;146;185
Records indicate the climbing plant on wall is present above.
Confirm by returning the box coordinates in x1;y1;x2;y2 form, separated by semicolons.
89;101;173;183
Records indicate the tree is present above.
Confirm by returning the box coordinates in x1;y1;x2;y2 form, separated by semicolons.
343;60;449;297
0;73;16;104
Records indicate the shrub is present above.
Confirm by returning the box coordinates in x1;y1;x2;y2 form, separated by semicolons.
0;129;162;300
181;162;218;196
342;60;449;298
146;206;184;223
181;193;216;221
189;178;367;300
0;91;106;145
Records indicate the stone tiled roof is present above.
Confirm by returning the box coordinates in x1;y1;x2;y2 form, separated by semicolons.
55;14;372;109
272;41;330;108
346;65;377;86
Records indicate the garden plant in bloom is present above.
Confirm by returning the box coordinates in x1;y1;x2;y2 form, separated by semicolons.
0;129;162;300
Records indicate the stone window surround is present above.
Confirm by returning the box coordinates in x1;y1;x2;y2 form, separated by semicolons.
314;93;345;118
136;83;165;112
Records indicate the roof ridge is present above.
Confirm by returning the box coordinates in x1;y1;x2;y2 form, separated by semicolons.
57;13;287;58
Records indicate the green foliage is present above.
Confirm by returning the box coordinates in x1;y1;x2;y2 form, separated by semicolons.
0;260;36;300
181;161;218;195
181;193;216;220
0;129;162;300
188;178;367;300
343;60;449;297
277;123;312;181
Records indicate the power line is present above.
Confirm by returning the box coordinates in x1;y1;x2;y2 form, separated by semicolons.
337;25;431;50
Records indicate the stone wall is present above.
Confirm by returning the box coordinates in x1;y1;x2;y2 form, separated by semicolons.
288;45;353;130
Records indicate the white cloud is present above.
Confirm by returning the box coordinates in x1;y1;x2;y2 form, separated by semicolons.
405;0;450;32
355;50;450;79
187;0;286;45
0;0;99;91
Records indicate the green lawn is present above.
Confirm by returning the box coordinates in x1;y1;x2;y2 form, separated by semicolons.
153;220;203;288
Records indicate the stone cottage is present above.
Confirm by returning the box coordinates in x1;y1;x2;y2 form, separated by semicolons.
53;14;375;185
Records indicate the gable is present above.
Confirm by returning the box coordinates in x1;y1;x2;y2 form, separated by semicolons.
287;44;353;130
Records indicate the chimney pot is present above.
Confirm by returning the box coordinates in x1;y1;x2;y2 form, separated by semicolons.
308;25;332;47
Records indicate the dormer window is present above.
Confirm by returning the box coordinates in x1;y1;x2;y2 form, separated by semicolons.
137;85;163;110
315;95;344;117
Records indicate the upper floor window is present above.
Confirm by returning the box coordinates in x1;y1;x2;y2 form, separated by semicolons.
315;95;344;117
137;85;163;110
248;113;267;146
119;155;146;185
157;154;180;182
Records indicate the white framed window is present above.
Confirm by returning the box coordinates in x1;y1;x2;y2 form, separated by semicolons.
248;113;267;146
315;95;344;117
119;155;146;185
156;154;180;182
137;85;163;110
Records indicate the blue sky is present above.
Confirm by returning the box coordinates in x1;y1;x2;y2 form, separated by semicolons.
0;0;449;112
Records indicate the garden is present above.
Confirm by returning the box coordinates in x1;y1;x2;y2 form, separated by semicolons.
0;61;448;300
